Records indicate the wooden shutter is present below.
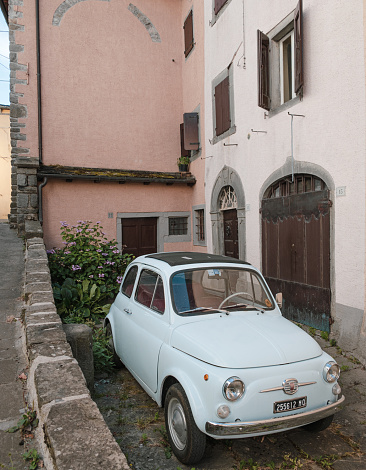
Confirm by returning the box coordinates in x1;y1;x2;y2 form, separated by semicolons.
257;30;270;111
215;76;231;137
214;0;228;15
183;113;199;151
180;123;190;158
184;10;194;57
294;0;304;94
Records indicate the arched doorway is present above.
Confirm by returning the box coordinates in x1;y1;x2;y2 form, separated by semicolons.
210;166;246;260
261;174;331;331
219;186;238;258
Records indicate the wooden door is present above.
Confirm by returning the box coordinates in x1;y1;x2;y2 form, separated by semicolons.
223;209;238;259
261;175;331;331
122;218;157;258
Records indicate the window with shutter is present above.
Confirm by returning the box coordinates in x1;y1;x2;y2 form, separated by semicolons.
257;0;303;112
214;0;228;15
193;204;206;246
215;76;231;137
211;68;235;143
294;0;303;93
184;10;194;58
257;30;270;111
183;113;199;151
180;123;190;158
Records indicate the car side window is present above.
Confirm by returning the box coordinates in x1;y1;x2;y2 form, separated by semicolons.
135;269;165;314
121;266;138;298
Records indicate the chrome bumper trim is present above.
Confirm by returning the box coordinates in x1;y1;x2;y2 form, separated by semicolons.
205;395;345;436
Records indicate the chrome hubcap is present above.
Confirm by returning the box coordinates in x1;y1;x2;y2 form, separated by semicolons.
168;398;187;451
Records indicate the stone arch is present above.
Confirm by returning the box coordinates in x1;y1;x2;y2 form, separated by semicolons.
210;166;246;260
52;0;110;26
127;4;161;43
259;156;335;201
259;157;335;330
53;1;162;43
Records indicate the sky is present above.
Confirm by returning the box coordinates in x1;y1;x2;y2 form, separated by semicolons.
0;13;9;106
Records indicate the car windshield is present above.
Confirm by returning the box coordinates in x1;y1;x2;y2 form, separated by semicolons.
171;267;274;315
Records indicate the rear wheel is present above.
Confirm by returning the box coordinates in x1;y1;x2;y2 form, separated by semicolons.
164;383;206;465
105;323;123;369
304;414;334;432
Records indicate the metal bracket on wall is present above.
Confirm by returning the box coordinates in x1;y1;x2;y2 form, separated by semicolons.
288;112;305;182
251;129;267;134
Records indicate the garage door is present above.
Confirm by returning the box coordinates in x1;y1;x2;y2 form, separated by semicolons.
261;175;331;332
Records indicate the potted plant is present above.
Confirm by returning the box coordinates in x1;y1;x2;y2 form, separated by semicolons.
177;155;190;172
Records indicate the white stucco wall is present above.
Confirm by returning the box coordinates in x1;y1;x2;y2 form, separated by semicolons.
204;0;365;349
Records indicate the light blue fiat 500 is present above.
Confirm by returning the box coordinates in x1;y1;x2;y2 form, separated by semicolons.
105;252;344;465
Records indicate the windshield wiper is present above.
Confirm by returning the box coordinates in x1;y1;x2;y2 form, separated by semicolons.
180;306;228;315
224;303;265;313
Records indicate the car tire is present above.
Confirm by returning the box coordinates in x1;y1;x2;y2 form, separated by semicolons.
164;383;206;465
105;323;123;369
304;414;334;433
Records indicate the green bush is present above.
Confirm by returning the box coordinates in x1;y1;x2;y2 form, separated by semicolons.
47;221;133;371
47;220;133;300
53;278;111;323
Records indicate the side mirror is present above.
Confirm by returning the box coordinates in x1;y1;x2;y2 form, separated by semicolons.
275;292;283;309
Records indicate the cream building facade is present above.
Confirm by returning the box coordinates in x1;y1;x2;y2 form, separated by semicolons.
204;0;366;361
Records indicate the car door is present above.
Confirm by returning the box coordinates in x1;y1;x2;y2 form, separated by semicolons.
117;266;169;393
112;264;139;361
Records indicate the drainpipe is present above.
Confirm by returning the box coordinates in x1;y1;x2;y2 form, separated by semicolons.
36;0;44;225
36;0;42;164
38;177;47;224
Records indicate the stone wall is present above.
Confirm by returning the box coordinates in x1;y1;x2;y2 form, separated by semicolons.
9;0;39;234
24;234;129;469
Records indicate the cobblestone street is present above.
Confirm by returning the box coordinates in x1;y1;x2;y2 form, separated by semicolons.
93;335;366;470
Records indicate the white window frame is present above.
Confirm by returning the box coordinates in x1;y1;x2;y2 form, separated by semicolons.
279;30;295;105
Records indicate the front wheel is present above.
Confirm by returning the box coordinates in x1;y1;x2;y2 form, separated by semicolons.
164;383;206;465
304;414;334;433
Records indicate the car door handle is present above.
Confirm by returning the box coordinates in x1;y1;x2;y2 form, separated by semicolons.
124;308;132;315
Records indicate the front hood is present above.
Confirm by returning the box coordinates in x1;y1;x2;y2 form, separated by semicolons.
171;313;322;368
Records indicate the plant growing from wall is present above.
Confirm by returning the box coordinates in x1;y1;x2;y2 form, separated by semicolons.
92;327;114;372
22;449;42;470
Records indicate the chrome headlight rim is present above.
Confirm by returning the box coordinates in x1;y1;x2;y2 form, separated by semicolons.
222;376;245;401
323;361;340;383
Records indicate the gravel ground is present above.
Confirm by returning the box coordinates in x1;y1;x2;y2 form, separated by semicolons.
93;334;366;470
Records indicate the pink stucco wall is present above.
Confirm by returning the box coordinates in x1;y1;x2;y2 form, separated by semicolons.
40;0;184;172
42;179;195;250
181;0;205;207
15;0;206;252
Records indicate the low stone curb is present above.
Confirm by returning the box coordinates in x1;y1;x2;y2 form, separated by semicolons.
23;237;130;470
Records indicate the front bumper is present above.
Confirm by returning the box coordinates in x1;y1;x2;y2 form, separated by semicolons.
206;395;345;436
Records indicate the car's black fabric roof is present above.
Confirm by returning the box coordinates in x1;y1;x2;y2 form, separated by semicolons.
145;252;250;267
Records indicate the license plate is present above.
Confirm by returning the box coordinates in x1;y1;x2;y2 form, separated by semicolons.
273;396;307;414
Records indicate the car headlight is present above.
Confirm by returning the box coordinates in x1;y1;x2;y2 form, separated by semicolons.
323;361;340;383
223;376;245;401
